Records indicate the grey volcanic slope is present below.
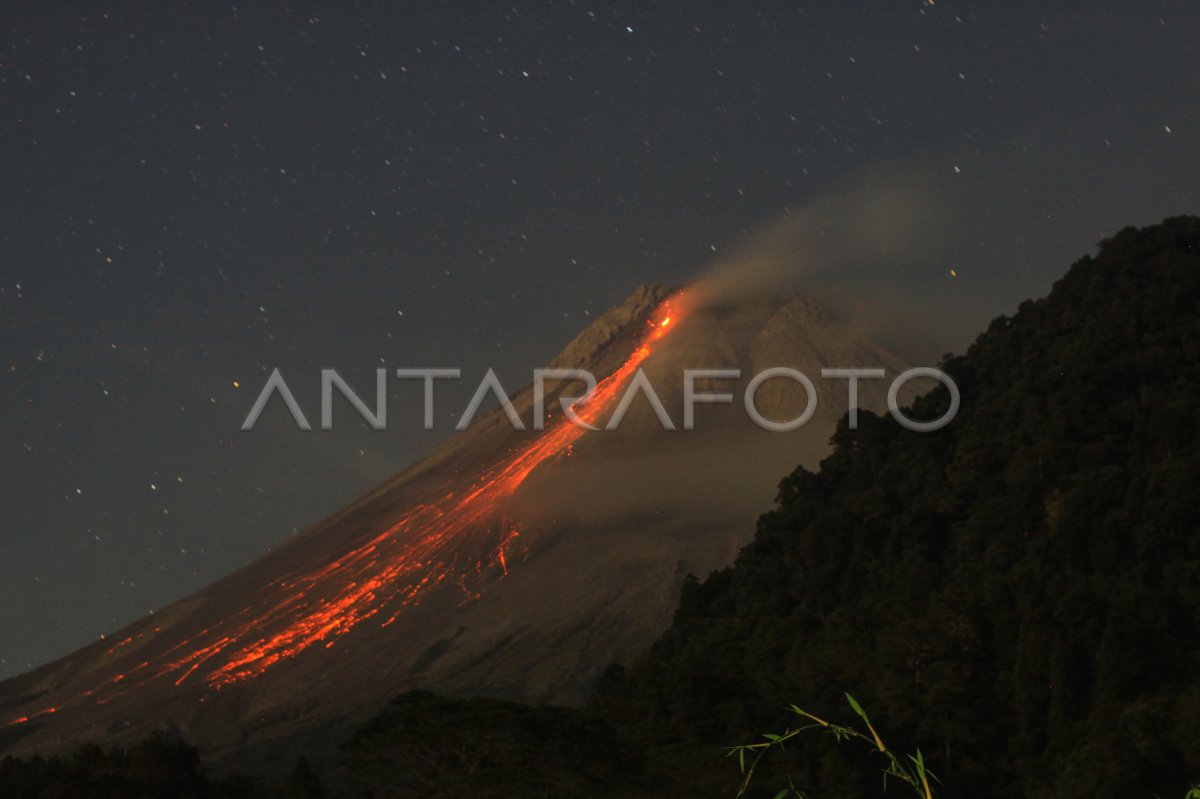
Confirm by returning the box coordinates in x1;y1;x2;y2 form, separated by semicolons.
0;284;914;770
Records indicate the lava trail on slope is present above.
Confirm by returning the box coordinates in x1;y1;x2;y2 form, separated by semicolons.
6;293;682;726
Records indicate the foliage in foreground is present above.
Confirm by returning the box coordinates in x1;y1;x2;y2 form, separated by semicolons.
730;694;934;799
733;696;1200;799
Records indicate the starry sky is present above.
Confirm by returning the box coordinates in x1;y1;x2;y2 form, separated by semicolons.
2;1;1197;680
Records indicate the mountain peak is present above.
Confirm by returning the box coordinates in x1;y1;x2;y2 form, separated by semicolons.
548;283;672;369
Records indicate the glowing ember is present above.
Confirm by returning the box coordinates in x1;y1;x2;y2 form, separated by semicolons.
5;707;57;727
6;293;683;724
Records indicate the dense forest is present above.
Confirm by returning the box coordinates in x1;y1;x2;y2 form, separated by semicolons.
3;218;1198;797
589;218;1200;797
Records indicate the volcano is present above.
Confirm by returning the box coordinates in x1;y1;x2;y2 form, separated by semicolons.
0;283;914;770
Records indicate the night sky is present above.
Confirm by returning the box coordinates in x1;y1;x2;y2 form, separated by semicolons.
2;2;1197;680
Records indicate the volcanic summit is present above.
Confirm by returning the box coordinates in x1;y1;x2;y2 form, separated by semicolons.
0;283;913;769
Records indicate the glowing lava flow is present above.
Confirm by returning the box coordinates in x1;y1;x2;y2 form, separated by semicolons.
177;296;679;688
5;294;682;725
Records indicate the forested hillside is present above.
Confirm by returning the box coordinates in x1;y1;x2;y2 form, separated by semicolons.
594;217;1200;797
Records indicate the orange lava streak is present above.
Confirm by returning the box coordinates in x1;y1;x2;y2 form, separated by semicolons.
6;293;683;724
193;300;677;688
5;707;57;727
